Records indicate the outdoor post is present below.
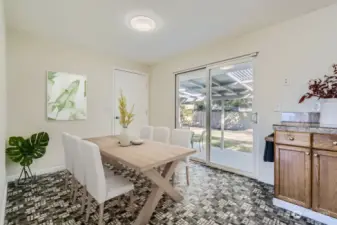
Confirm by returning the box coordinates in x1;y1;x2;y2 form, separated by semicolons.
220;100;225;150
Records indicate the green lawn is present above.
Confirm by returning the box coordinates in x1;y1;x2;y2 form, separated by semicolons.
191;128;253;153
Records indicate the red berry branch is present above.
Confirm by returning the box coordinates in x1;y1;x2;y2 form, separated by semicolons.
299;64;337;103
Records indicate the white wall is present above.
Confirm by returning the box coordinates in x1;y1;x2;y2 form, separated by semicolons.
6;30;150;176
150;3;337;184
0;0;6;222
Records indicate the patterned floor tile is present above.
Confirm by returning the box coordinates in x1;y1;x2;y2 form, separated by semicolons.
5;162;324;225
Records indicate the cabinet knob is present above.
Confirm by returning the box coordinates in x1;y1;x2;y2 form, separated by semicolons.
314;154;318;157
333;141;337;146
288;136;295;141
306;152;310;156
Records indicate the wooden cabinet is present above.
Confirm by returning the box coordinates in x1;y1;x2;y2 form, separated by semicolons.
274;144;311;208
274;131;337;219
313;134;337;151
312;149;337;218
275;131;311;147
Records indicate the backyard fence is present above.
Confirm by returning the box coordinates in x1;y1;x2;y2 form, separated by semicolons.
191;111;252;130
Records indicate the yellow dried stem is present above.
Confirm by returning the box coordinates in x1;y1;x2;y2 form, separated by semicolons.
118;91;135;127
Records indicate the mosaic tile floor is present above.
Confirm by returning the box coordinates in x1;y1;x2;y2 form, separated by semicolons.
5;162;323;225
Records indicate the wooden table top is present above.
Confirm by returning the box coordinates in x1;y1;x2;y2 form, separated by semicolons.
86;136;196;172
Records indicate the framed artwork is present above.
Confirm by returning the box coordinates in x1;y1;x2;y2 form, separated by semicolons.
47;71;87;120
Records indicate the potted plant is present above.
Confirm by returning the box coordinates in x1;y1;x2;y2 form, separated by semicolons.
6;132;49;185
299;64;337;126
118;91;135;146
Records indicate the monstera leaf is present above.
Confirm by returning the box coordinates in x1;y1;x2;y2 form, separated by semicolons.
6;132;49;167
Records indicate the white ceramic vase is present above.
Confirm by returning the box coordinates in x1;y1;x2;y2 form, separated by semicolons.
119;127;130;146
320;99;337;127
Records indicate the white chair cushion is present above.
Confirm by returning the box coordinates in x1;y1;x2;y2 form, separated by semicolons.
153;127;170;144
105;175;134;200
171;129;192;148
80;140;134;204
140;126;154;140
183;156;190;165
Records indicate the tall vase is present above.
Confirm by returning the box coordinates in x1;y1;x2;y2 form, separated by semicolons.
119;127;131;146
320;99;337;127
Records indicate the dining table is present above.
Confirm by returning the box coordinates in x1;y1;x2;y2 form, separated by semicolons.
86;135;196;225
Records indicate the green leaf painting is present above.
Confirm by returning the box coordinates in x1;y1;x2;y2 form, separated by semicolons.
47;71;87;120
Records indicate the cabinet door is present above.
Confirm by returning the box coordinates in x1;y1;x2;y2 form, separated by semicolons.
312;150;337;218
275;144;311;208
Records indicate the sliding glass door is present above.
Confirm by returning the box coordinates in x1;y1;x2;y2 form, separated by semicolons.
175;57;257;176
176;68;207;162
208;62;255;174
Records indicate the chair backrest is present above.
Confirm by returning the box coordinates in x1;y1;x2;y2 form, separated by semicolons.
62;132;73;174
80;140;106;204
68;134;85;185
153;127;170;144
140;126;154;140
171;129;192;148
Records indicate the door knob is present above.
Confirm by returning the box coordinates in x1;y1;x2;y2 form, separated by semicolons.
115;116;120;120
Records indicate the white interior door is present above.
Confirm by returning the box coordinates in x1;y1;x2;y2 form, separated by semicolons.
113;69;148;137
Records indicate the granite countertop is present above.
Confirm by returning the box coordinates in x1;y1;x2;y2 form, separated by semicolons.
273;123;337;134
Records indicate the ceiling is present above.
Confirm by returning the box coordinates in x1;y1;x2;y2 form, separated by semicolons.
5;0;337;64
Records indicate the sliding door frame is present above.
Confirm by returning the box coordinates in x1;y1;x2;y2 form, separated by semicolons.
174;52;259;178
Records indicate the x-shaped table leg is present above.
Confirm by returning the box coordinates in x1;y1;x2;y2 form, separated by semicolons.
133;160;182;225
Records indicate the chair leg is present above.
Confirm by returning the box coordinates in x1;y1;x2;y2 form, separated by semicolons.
172;172;176;185
70;175;76;198
98;202;104;225
72;181;78;203
117;196;121;205
186;166;190;186
80;186;87;214
64;171;69;189
85;194;92;222
129;191;134;211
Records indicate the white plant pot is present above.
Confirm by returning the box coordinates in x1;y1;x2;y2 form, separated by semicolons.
119;127;130;146
320;99;337;127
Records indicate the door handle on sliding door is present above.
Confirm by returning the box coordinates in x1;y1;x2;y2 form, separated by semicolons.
251;112;258;124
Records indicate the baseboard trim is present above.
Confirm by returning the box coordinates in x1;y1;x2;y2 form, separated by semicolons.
273;198;337;225
6;165;65;183
258;177;273;185
0;183;8;225
191;158;256;179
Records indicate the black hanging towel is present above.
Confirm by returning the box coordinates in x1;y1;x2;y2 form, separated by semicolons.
264;133;274;162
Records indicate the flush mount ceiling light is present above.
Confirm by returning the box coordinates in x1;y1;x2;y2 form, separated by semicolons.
130;16;156;32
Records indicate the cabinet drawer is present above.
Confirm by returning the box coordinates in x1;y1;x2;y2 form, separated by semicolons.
275;131;311;147
313;134;337;151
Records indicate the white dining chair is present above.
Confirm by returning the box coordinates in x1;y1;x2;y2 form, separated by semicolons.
140;125;154;140
171;129;193;185
66;134;88;212
62;132;75;196
80;140;134;225
67;134;116;213
153;126;170;144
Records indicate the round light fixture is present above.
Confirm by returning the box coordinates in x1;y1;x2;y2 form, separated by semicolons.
130;16;156;32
